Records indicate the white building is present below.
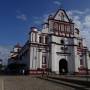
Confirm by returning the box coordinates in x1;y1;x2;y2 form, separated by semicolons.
8;44;21;64
15;8;90;74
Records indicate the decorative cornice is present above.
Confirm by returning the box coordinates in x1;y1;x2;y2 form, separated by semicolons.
50;42;77;46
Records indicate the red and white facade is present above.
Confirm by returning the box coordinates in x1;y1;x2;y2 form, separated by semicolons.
16;9;90;74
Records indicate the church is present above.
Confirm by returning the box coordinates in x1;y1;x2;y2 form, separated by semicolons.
9;8;90;75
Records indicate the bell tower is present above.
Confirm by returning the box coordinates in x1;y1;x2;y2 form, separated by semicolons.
48;9;74;37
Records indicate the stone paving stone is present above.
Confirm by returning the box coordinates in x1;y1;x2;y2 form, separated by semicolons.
0;76;76;90
0;80;3;90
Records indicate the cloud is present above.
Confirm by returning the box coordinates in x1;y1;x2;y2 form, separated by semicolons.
33;14;49;25
83;15;90;28
0;46;12;65
67;9;90;48
16;14;27;21
53;0;61;6
33;8;90;49
67;9;90;16
16;10;27;21
67;9;90;30
69;10;84;15
33;17;42;25
43;14;49;22
33;20;42;25
33;9;90;49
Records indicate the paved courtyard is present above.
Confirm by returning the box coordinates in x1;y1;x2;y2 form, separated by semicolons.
0;76;77;90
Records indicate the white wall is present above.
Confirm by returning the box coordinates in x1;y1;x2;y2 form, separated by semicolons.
73;38;80;72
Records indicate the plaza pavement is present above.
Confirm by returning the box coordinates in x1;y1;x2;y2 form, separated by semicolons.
0;75;76;90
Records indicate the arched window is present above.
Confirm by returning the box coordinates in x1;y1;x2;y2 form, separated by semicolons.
45;36;48;44
35;33;37;42
53;22;59;31
39;36;44;43
61;12;64;21
78;42;81;47
39;36;42;43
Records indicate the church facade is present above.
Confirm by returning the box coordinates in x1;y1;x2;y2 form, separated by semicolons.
9;9;90;74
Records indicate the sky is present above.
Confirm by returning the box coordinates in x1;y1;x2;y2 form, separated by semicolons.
0;0;90;64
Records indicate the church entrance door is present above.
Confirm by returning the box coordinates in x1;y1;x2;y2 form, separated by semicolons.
59;59;68;74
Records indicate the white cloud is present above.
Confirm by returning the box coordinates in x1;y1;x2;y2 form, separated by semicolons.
43;14;49;22
0;46;12;65
53;0;61;6
16;14;27;21
67;11;82;29
70;10;84;15
33;20;42;25
67;9;90;30
67;9;90;48
33;17;42;25
68;9;90;15
83;15;90;28
33;14;49;25
33;8;90;49
33;9;90;48
73;16;83;30
16;10;27;21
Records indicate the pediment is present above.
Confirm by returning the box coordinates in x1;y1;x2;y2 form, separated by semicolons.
54;9;70;22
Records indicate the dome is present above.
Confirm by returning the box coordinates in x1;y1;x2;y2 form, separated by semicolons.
31;27;38;32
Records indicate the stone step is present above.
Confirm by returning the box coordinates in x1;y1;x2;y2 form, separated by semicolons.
40;76;90;90
48;76;90;87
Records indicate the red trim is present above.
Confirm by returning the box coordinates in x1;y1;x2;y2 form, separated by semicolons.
28;69;47;75
42;64;47;68
52;20;74;36
74;72;86;75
